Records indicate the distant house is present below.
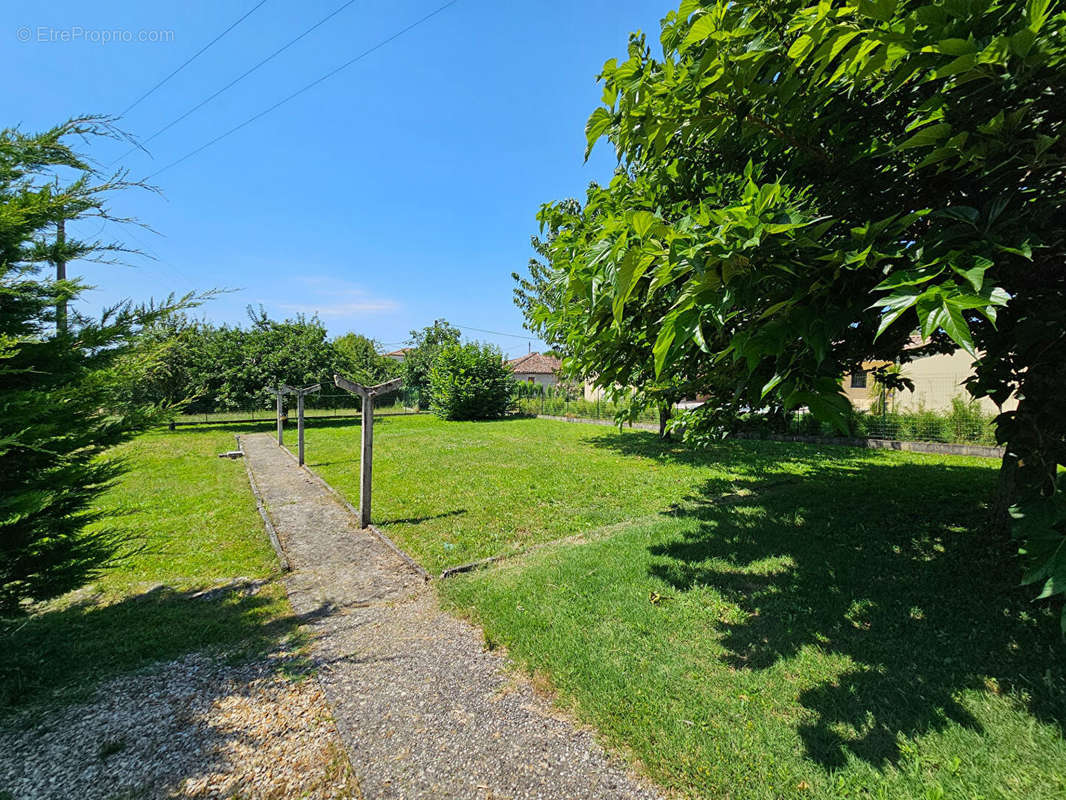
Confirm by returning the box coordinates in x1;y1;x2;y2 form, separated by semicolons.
507;352;561;388
843;348;1017;414
385;347;413;361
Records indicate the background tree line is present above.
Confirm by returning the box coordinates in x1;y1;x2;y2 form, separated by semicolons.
115;308;401;414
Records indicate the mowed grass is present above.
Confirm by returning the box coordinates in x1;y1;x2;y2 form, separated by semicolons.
0;428;295;710
304;415;1065;799
309;414;835;573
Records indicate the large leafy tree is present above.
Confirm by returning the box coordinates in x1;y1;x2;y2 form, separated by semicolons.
528;189;745;437
538;0;1065;623
334;332;399;385
0;118;194;614
402;319;462;406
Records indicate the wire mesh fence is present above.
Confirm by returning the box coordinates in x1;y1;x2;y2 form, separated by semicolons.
172;389;421;426
783;407;999;446
517;388;1000;447
514;393;662;425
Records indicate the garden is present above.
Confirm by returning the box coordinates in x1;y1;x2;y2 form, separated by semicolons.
295;413;1065;799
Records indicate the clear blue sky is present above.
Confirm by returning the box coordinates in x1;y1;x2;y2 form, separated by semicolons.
4;0;666;357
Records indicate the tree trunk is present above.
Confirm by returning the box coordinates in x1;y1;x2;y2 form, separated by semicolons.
988;395;1060;534
989;451;1018;535
658;404;671;440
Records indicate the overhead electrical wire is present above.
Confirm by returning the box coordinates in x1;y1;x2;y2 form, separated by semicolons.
146;0;458;180
453;323;537;340
119;0;271;117
113;0;362;165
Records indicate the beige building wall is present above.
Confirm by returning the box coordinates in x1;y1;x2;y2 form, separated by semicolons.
844;350;1017;414
516;373;558;388
583;380;605;401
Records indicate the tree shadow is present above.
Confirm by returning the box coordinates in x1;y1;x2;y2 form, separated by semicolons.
643;454;1066;770
0;580;310;711
0;582;352;798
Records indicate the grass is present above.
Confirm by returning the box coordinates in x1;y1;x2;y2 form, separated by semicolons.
298;414;1064;799
0;428;296;710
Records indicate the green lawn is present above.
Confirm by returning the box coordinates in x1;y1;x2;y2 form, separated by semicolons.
0;428;296;710
302;415;1065;799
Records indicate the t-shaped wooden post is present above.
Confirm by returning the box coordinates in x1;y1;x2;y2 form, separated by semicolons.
333;375;403;528
270;385;293;446
292;384;321;465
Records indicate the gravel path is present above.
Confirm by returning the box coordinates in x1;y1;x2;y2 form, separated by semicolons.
241;432;662;800
0;650;360;799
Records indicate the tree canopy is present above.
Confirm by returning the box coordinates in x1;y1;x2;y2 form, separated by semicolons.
533;0;1065;624
402;319;462;406
0;118;195;613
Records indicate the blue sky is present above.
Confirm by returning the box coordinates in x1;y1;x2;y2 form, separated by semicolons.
4;0;666;357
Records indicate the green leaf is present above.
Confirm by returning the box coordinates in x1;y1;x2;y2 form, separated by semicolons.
612;249;654;324
653;317;678;377
788;34;816;60
950;256;992;291
875;304;909;340
870;285;923;313
630;210;657;239
874;268;942;291
898;123;951;149
934;53;976;78
940;298;975;354
937;205;979;225
683;14;717;49
936;38;976;56
1028;0;1052;31
1010;28;1036;57
584;108;613;159
857;0;897;21
761;372;785;398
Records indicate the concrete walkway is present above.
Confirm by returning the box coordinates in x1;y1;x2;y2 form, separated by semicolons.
240;433;661;800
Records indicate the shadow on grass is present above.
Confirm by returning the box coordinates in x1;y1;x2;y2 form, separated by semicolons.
0;580;314;712
376;508;468;526
609;431;1066;770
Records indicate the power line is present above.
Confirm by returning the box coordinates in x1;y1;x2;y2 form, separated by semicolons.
119;0;270;118
113;0;361;165
146;0;458;180
453;323;537;340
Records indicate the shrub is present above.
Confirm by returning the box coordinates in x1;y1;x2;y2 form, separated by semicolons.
428;343;516;421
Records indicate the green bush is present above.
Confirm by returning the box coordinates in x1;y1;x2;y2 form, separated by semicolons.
428;343;516;421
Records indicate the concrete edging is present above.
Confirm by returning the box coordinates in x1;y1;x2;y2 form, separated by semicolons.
235;434;290;572
275;442;432;582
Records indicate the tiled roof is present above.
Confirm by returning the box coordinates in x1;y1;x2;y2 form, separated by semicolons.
507;352;561;375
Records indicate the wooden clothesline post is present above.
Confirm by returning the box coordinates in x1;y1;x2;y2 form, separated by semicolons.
271;385;291;446
293;384;321;465
270;384;320;464
333;374;403;528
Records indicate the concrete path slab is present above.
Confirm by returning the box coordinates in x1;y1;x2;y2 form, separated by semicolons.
240;432;661;800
